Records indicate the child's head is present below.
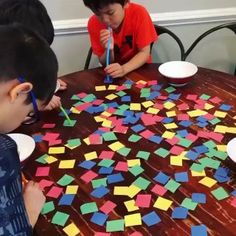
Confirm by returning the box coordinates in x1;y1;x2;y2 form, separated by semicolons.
0;0;54;45
83;0;129;29
0;24;58;133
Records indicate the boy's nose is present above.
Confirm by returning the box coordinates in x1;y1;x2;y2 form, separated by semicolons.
101;15;110;25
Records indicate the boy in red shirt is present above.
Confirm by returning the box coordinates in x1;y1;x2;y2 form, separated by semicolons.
83;0;158;78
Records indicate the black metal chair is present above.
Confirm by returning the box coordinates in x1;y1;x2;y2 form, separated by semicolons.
84;24;185;70
183;22;236;75
153;24;185;61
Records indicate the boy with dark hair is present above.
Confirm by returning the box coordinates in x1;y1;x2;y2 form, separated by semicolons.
83;0;158;78
0;0;67;112
0;24;58;235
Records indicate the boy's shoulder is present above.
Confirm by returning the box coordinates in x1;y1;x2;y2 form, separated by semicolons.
128;2;149;15
88;15;105;30
0;133;17;151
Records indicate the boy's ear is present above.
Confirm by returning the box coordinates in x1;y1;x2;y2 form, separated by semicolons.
9;82;33;102
124;0;130;8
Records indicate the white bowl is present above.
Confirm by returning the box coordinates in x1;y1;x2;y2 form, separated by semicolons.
7;133;35;163
158;61;198;87
227;137;236;163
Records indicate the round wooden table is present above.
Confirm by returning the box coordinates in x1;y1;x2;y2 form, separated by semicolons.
17;64;236;236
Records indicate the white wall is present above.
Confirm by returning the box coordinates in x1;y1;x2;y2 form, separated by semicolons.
40;1;236;76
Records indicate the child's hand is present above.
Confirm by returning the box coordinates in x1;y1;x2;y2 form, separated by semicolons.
100;29;114;50
43;95;61;111
23;181;46;227
58;79;67;91
105;63;126;78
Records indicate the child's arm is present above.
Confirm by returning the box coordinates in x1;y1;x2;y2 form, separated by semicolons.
105;45;151;78
23;181;46;228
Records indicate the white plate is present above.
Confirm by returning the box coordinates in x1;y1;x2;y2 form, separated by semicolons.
55;80;60;93
158;61;198;79
7;133;35;162
227;137;236;163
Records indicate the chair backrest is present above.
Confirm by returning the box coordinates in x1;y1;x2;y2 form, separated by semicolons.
183;21;236;75
84;24;185;70
153;25;185;61
84;47;93;70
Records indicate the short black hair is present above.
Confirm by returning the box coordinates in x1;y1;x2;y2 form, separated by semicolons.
0;0;54;45
0;24;58;104
83;0;127;12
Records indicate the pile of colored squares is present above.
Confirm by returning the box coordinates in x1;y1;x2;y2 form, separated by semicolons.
30;79;236;235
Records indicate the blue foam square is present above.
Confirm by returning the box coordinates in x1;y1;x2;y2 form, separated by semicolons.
219;104;232;111
90;212;108;226
194;145;208;154
58;194;75;206
107;173;124;184
192;193;206;203
149;135;163;144
154;172;170;185
185;150;199;161
121;96;131;102
171;207;188;219
131;124;145;133
175;172;189;182
179;120;193;127
91;186;109;198
142;211;161;226
191;225;208;236
78;160;96;170
99;167;114;175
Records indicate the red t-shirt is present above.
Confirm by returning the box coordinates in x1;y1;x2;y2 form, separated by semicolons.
87;3;158;64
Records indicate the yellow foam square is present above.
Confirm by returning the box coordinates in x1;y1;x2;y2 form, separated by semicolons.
106;93;118;100
128;185;142;198
59;160;75;169
164;123;178;129
102;119;113;128
44;155;57;164
166;111;176;117
214;110;227;118
70;107;81;114
66;185;79;194
214;125;227;134
124;213;142;227
95;85;106;91
216;145;227;152
84;151;97;160
142;101;154;108
191;170;206;177
146;107;159;114
154;197;172;211
130;103;141;111
48;147;65;154
107;85;118;90
127;159;141;167
204;103;214;110
63;223;80;236
188;109;207;117
94;116;105;123
108;141;124;151
170;156;183;166
162;131;175;139
114;186;129;196
124;200;139;212
164;101;176;109
227;127;236;134
199;177;217;188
